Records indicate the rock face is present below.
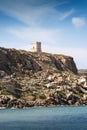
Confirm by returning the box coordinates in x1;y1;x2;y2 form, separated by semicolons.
0;47;87;108
0;47;77;74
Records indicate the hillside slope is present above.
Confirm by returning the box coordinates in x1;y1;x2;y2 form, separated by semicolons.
0;47;87;108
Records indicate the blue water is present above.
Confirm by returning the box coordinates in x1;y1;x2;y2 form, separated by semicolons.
0;106;87;130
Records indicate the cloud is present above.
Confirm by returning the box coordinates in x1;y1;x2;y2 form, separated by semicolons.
72;17;85;27
60;9;74;20
0;0;74;26
7;27;61;45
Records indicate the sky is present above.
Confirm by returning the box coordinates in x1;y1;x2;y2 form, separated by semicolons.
0;0;87;69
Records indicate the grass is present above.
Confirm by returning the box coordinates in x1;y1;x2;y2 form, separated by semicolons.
38;93;46;99
1;89;10;95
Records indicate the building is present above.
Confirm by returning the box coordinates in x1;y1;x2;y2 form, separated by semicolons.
30;42;42;52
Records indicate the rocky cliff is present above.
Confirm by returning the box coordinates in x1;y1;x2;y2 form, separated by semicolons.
0;47;87;108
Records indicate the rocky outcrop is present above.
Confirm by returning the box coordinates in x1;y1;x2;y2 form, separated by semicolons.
0;47;77;75
0;47;87;108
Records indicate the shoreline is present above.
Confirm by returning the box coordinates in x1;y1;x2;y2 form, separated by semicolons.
0;104;87;109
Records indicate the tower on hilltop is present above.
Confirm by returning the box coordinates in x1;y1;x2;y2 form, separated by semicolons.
30;42;42;52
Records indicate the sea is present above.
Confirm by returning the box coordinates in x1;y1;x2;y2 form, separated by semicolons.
0;106;87;130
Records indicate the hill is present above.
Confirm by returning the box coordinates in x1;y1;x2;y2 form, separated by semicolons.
0;47;87;108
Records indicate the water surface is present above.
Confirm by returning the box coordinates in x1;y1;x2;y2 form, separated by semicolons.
0;106;87;130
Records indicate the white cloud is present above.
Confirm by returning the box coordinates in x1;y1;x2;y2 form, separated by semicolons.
7;27;61;45
0;0;74;26
72;17;85;27
60;9;74;20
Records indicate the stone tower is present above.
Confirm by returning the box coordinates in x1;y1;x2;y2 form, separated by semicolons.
30;42;42;52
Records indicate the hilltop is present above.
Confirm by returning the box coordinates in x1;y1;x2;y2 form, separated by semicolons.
0;47;87;108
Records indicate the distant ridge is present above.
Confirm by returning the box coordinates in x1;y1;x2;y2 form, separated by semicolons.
78;69;87;75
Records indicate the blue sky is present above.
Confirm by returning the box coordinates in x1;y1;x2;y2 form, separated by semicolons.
0;0;87;69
